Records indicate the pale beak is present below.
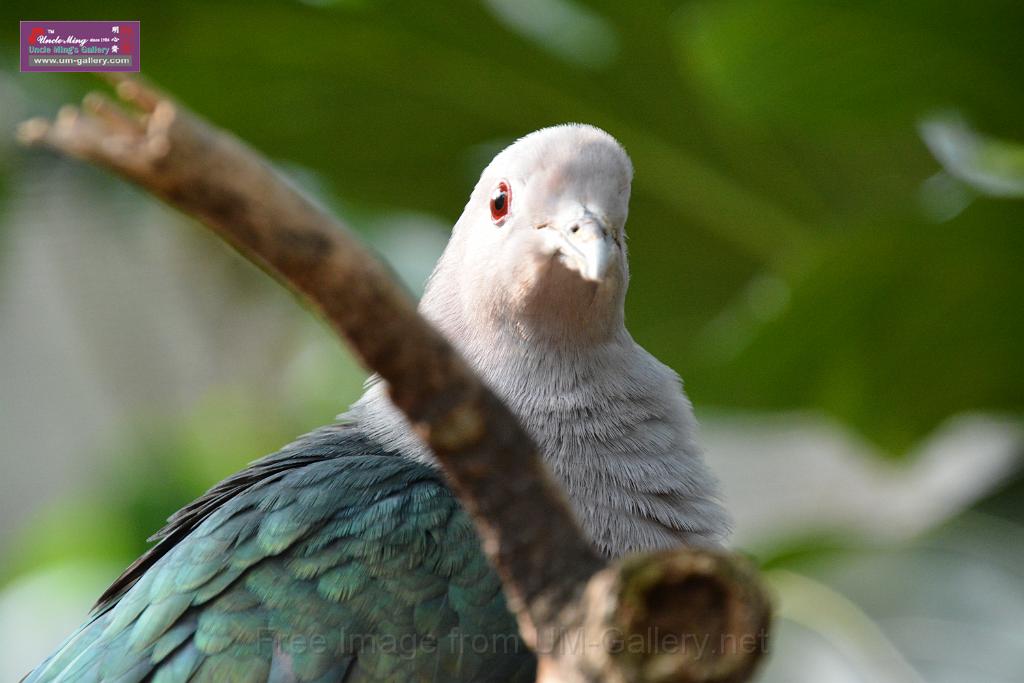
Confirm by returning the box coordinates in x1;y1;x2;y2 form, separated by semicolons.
557;216;613;282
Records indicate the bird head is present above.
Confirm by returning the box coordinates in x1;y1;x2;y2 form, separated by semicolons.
423;124;634;345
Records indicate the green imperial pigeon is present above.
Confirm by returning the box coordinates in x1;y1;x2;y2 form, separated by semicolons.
26;124;729;682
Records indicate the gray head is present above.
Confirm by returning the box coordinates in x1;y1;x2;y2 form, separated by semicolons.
420;124;634;346
354;124;730;556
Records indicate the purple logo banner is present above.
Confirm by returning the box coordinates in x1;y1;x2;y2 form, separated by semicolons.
20;21;140;72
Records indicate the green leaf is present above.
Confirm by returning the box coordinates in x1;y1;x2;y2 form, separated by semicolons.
921;114;1024;197
686;202;1024;454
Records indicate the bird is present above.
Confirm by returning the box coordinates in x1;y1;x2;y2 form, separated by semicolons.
25;124;729;682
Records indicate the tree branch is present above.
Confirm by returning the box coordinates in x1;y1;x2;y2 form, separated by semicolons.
18;76;771;682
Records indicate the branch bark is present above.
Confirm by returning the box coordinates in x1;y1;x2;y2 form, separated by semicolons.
18;76;771;683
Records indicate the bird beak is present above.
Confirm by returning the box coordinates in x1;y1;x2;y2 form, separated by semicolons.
557;216;613;282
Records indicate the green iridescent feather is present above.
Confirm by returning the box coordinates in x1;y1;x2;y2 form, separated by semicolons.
26;427;535;683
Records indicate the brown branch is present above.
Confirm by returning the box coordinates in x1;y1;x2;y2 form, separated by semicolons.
18;76;771;682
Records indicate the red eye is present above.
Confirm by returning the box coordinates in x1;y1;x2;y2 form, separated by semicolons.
490;180;511;224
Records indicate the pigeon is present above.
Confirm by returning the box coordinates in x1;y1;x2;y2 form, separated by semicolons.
25;123;728;683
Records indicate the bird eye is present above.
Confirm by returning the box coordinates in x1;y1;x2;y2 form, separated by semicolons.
490;180;511;224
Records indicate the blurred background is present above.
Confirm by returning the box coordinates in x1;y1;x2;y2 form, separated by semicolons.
1;1;1023;680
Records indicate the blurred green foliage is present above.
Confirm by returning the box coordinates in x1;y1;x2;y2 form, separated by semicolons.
2;2;1022;448
3;0;1022;454
1;336;368;584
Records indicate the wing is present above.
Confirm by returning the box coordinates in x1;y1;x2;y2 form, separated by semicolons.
25;427;535;683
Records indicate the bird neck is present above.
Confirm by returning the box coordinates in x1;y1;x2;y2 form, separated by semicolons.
349;303;729;557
